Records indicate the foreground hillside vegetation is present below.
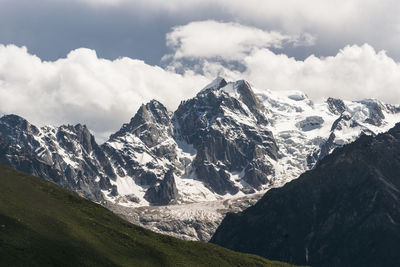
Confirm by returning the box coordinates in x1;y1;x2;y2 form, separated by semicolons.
0;163;294;267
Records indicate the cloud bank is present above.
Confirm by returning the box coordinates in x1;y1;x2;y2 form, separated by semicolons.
2;0;400;64
0;44;207;141
239;44;400;103
1;20;400;142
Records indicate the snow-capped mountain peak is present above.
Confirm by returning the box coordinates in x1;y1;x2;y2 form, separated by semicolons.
199;76;227;93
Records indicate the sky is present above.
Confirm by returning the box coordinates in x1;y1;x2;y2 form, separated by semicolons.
1;0;400;142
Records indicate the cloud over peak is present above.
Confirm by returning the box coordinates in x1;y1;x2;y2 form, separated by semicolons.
165;20;315;61
239;44;400;103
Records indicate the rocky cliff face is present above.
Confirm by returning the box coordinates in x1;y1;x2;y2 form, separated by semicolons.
211;123;400;267
144;169;178;205
174;79;278;195
101;100;183;205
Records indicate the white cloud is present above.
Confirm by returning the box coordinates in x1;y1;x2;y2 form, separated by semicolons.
165;20;303;60
0;44;207;142
238;44;400;104
292;32;316;47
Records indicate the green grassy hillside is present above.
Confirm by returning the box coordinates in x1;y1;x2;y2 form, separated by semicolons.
0;163;293;267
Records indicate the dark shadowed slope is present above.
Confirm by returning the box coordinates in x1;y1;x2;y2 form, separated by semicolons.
0;164;294;267
211;123;400;267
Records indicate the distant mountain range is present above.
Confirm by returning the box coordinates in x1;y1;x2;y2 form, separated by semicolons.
211;122;400;267
1;77;399;240
1;78;399;205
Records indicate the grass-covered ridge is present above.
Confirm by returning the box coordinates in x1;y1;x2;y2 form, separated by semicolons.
0;163;293;267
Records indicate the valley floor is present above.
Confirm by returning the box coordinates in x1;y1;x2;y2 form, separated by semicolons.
104;193;263;241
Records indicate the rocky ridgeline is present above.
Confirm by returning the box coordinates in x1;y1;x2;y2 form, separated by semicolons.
0;115;114;201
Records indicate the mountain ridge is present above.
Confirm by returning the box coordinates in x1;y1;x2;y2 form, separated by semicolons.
211;122;400;266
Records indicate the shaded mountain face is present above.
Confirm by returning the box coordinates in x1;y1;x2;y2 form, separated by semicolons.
211;123;400;267
0;77;399;208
